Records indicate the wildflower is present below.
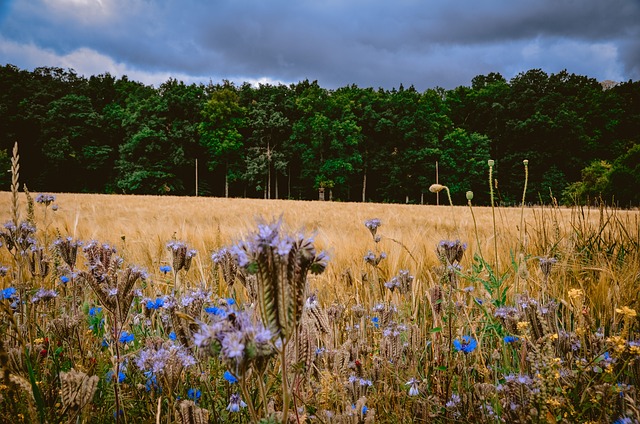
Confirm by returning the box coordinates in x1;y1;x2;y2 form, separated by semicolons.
539;257;557;277
119;331;134;344
446;393;461;408
0;266;8;277
106;370;126;384
168;331;176;341
406;378;420;396
437;240;466;265
145;297;165;310
223;371;238;384
364;218;382;239
453;335;477;354
503;335;519;343
89;306;102;317
167;241;197;272
159;265;172;274
59;275;70;284
1;287;16;300
31;288;58;303
371;316;380;329
226;298;236;306
144;372;159;392
187;388;201;402
226;393;246;412
35;193;56;206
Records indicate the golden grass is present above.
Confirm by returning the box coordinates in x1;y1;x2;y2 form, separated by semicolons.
1;191;638;316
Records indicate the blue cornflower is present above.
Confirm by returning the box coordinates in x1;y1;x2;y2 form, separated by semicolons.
106;370;126;384
60;275;70;284
168;331;177;341
146;297;164;310
503;335;519;343
371;317;380;329
119;331;134;344
187;388;201;402
1;287;16;300
453;335;477;354
204;306;227;317
362;405;369;415
144;372;160;392
89;306;102;317
223;371;238;384
226;298;236;306
159;265;172;274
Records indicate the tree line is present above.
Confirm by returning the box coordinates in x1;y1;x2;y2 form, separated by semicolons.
0;64;638;206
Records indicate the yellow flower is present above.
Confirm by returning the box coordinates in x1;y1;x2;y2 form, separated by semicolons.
517;321;529;332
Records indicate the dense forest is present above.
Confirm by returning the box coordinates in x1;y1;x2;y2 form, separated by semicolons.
0;64;638;206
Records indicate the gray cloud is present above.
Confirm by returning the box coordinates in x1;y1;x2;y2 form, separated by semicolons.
0;0;638;89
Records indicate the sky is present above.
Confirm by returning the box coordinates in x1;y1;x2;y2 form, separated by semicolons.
0;0;639;91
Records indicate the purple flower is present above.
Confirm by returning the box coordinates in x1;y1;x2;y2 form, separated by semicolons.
35;193;56;205
406;378;420;396
453;335;477;354
226;393;246;412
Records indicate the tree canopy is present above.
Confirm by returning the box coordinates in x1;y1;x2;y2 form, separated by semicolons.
0;64;638;205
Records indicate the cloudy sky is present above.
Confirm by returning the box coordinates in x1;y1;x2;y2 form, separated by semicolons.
0;0;639;90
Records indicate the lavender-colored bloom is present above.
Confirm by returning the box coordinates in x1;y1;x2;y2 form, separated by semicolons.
453;336;477;354
223;371;238;383
31;288;58;303
0;266;8;277
364;218;382;239
221;332;245;359
226;393;246;412
446;393;461;408
406;378;420;396
35;193;56;205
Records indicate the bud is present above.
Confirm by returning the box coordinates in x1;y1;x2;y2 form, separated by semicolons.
523;159;529;166
429;184;445;193
466;191;474;201
487;159;494;167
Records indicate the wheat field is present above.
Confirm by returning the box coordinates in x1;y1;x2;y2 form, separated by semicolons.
1;190;639;423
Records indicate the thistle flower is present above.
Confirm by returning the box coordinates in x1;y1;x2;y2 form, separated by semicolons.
453;335;477;354
226;393;246;412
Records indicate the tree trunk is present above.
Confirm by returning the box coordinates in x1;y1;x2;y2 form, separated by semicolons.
275;173;278;199
362;171;367;202
224;168;229;198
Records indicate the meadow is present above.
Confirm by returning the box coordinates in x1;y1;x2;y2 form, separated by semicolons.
0;175;639;422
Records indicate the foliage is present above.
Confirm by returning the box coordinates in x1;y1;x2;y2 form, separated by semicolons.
0;64;639;205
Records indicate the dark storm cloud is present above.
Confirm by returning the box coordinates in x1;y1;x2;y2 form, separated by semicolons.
0;0;638;89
